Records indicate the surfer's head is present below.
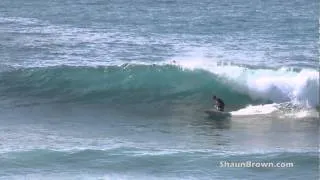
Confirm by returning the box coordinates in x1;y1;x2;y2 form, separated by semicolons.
212;95;217;100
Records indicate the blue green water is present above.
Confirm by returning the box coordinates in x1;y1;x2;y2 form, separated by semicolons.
0;0;319;179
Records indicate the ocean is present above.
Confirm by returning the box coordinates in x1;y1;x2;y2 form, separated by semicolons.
0;0;319;179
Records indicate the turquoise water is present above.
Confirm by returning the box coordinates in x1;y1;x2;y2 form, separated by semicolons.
0;0;319;179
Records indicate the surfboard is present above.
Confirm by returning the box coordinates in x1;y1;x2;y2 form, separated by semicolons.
204;109;231;118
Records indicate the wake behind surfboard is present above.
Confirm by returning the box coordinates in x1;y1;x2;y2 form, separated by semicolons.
204;109;231;118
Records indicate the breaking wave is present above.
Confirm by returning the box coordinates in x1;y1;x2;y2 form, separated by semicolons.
0;63;318;110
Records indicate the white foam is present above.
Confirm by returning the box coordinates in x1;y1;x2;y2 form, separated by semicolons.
279;109;319;119
168;55;319;108
230;103;319;118
230;104;278;116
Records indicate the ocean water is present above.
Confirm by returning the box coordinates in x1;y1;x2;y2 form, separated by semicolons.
0;0;319;179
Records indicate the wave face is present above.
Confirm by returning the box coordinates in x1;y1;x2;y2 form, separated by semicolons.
0;64;318;109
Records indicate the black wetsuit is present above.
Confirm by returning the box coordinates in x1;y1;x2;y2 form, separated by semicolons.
216;98;225;112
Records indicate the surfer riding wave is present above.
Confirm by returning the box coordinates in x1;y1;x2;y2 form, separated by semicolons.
213;95;225;112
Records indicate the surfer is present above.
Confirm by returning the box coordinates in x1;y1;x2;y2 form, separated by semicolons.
212;95;225;112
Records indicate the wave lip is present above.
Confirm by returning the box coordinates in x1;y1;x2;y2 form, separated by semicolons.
173;59;319;107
